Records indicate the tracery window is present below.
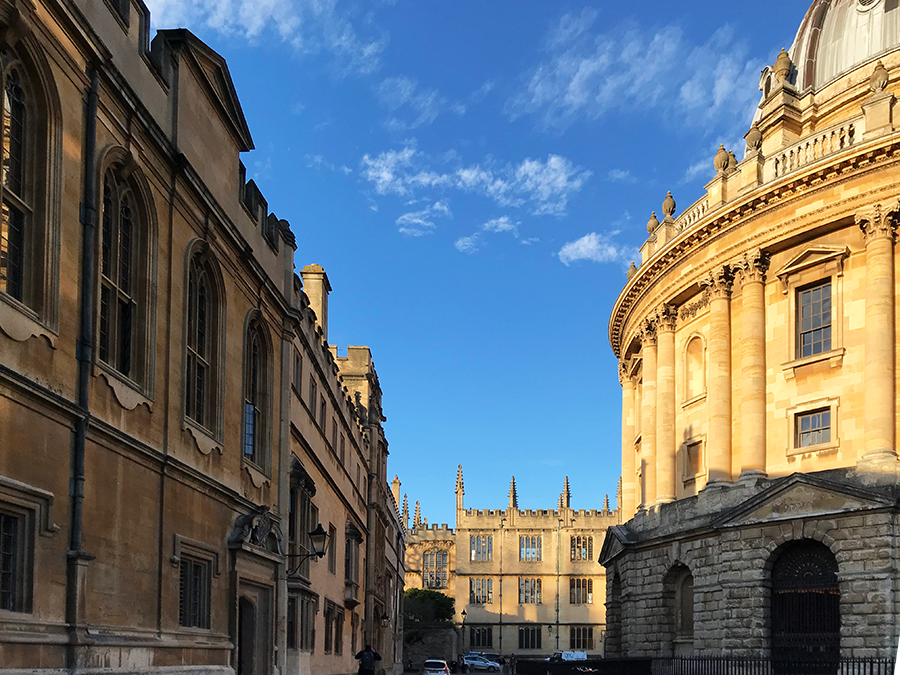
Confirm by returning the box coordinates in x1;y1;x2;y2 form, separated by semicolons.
469;578;492;604
570;578;593;604
470;534;492;561
0;66;27;303
570;626;594;650
185;253;220;431
571;535;593;561
423;548;448;589
520;535;541;561
242;317;270;467
518;577;541;604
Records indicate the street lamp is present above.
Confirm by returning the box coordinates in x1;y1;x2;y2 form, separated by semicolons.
286;523;330;575
461;609;467;654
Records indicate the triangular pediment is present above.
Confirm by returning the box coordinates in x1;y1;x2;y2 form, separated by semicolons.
775;246;849;293
599;525;636;566
713;473;893;528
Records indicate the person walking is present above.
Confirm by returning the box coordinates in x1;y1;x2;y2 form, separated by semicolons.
355;644;382;675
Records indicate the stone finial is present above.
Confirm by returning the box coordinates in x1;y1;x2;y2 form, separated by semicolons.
603;494;610;513
727;151;738;172
455;463;464;494
508;476;519;509
662;191;676;219
413;500;422;529
714;144;729;172
870;60;889;94
561;476;571;509
617;477;622;511
774;48;792;83
402;494;409;529
627;261;637;280
745;123;762;153
646;211;659;234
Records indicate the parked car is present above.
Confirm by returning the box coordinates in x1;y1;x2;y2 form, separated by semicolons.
423;659;451;674
481;653;503;664
462;655;501;672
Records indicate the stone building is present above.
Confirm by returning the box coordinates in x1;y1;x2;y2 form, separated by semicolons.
405;468;619;659
0;1;403;673
601;0;900;662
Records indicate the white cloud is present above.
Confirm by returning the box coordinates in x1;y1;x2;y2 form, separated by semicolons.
377;76;444;131
455;235;480;254
453;216;522;254
507;15;765;140
144;0;386;75
482;216;517;234
395;200;452;236
607;169;634;183
360;146;590;216
558;232;635;266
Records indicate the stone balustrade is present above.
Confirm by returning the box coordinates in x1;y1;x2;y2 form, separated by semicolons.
768;115;863;181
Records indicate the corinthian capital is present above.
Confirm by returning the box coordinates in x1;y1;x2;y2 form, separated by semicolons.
734;249;771;286
656;303;678;333
700;265;734;299
639;317;657;346
618;359;631;386
857;201;900;245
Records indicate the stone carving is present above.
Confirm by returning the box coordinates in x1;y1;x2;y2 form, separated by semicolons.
640;317;657;345
679;289;711;321
627;261;637;280
354;390;368;424
774;48;792;83
856;202;900;244
714;144;729;172
662;192;676;220
727;151;739;172
646;211;659;234
745;123;762;153
869;60;888;94
228;505;284;554
700;266;734;299
656;303;678;332
734;249;771;285
618;359;629;385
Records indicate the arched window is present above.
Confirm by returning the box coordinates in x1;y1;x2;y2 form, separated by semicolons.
0;66;27;301
242;317;270;467
684;336;705;400
422;548;448;589
185;251;221;432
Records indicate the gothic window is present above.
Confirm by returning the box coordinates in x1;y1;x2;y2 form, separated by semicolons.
518;626;541;650
323;601;335;653
684;336;705;400
797;280;832;358
0;67;27;304
674;568;694;638
299;592;316;652
469;578;493;604
423;548;448;589
470;626;492;648
308;376;317;413
287;596;297;649
520;535;541;561
518;578;541;604
0;509;27;612
288;462;317;579
185;252;220;432
319;396;326;429
345;528;360;586
242;317;270;467
334;608;344;655
327;523;336;575
178;555;211;629
570;578;593;604
570;535;593;561
291;349;302;395
570;626;594;650
470;534;493;561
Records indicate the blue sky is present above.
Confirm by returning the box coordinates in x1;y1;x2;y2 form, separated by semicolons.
146;0;811;527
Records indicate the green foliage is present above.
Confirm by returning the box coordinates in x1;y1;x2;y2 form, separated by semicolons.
403;588;455;622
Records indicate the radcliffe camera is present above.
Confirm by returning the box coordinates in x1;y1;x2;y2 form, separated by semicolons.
0;1;898;675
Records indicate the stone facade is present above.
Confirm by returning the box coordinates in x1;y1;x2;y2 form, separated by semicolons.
405;470;619;659
0;1;403;673
602;0;900;661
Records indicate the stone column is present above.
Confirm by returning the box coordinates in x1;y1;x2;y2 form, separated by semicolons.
656;305;677;504
737;250;770;479
620;361;636;519
858;205;898;461
640;321;658;508
704;266;734;486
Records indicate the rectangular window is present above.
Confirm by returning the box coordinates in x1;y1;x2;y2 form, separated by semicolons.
324;603;334;653
308;377;317;413
470;535;493;561
328;524;337;574
518;578;542;604
334;609;344;655
685;441;703;477
570;626;594;651
797;281;832;358
319;396;327;429
0;511;25;612
519;535;542;561
178;556;211;629
570;536;593;562
423;549;448;589
331;418;338;451
569;578;593;605
300;593;315;652
519;626;541;650
470;626;493;648
796;408;831;448
345;537;360;585
469;578;493;604
340;434;346;463
292;349;303;395
351;612;359;654
287;596;297;649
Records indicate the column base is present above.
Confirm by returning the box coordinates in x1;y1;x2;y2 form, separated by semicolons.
738;470;767;482
702;478;731;491
654;496;675;506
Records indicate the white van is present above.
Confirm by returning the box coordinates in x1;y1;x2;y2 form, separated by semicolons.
546;651;587;662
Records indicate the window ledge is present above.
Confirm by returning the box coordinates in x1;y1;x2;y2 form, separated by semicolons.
681;393;707;409
94;364;153;411
782;347;845;379
242;462;271;488
0;296;56;347
183;419;223;456
787;439;840;457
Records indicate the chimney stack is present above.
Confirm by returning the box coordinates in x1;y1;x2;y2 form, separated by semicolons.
301;264;331;341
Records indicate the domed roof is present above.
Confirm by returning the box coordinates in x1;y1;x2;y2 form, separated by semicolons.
790;0;900;91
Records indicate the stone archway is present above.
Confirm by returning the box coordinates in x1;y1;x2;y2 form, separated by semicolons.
771;540;840;669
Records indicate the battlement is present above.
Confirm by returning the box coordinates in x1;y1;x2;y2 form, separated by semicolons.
406;523;455;542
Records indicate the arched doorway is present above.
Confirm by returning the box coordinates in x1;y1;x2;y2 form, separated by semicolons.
771;540;840;670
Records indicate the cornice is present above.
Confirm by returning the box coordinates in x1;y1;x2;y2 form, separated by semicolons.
610;136;900;358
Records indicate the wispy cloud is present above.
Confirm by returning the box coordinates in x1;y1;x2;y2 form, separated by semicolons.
306;154;353;174
607;169;634;183
144;0;386;75
376;76;444;131
454;216;521;254
360;145;591;216
455;235;481;254
558;231;636;266
395;200;451;236
507;12;765;140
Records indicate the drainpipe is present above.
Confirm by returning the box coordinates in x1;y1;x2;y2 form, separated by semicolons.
67;64;100;666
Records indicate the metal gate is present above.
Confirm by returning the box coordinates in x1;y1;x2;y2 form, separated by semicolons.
771;540;840;673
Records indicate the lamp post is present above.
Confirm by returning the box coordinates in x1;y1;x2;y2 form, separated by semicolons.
285;523;330;576
461;609;467;656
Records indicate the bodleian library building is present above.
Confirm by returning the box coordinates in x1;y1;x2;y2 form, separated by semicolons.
0;0;405;674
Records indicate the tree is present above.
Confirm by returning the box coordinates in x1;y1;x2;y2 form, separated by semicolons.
403;588;454;622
